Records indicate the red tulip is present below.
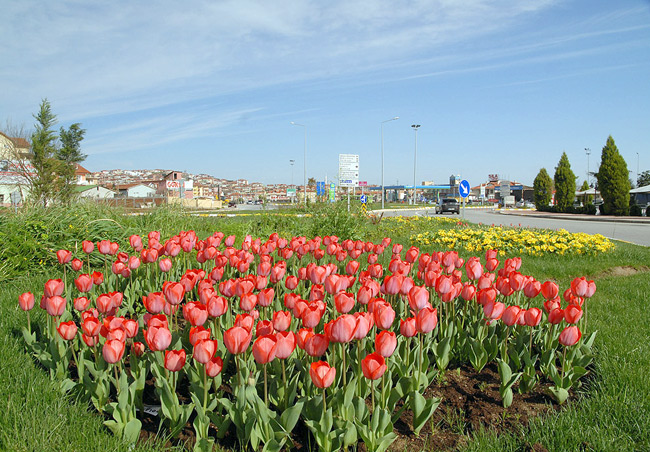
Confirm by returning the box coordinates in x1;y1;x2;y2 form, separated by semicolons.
352;311;373;340
163;282;185;305
375;331;397;358
305;333;330;357
541;281;559;300
82;316;101;337
206;356;223;377
483;301;505;320
502;305;522;326
97;240;112;255
185;302;209;327
82;240;94;254
558;326;582;346
158;258;172;272
548;308;565;324
132;341;145;357
57;321;78;340
44;279;64;298
524;308;542;327
143;292;165;314
92;271;104;285
310;361;336;389
564;305;583;324
400;317;417;337
44;295;66;317
407;286;429;312
346;260;360;275
193;339;218;364
74;274;93;293
129;234;143;251
103;339;125;364
96;293;114;315
223;326;252;354
334;292;355;314
416;306;438;333
460;283;476;301
329;314;356;343
275;331;297;359
252;334;277;364
374;302;395;330
123;319;139;338
144;326;172;351
258;288;275;307
362;352;387;380
285;275;299;290
164;349;187;372
82;334;99;347
465;257;483;280
71;258;83;271
207;295;228;318
56;249;72;264
234;313;255;332
296;328;314;350
189;326;211;346
272;310;291;331
18;292;35;311
523;279;541;299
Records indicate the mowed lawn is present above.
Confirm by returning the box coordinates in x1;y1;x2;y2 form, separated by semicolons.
0;205;648;452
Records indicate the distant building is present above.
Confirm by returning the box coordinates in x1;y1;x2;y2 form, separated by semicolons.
75;184;116;199
75;164;91;185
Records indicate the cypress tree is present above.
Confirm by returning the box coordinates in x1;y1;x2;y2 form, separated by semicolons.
553;152;576;213
596;136;630;215
533;168;553;210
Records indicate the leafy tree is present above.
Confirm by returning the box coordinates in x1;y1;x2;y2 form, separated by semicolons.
56;123;87;204
308;177;316;187
553;152;576;212
596;136;630;215
17;99;87;206
29;99;60;207
638;170;650;188
533;168;553;210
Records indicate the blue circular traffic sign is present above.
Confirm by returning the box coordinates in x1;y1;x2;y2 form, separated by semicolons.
459;180;470;198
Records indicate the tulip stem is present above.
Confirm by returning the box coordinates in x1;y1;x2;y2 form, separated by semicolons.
370;379;375;413
322;387;327;417
282;360;287;411
562;346;567;384
357;341;362;396
264;363;269;408
341;344;347;387
381;372;386;409
26;312;31;336
418;333;423;389
114;364;120;395
203;364;208;412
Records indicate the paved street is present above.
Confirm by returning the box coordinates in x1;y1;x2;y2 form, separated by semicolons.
375;207;650;247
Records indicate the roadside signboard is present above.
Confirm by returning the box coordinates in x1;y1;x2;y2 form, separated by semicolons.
360;194;367;204
329;183;336;202
359;181;368;187
339;154;359;187
166;181;180;189
459;180;470;198
287;188;296;197
316;181;325;196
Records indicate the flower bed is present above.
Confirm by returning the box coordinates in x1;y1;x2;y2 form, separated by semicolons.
411;225;614;256
18;230;597;451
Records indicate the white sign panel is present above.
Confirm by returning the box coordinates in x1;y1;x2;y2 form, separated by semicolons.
339;154;359;187
166;181;180;189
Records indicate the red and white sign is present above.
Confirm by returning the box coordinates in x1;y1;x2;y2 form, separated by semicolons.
359;181;368;187
166;181;180;189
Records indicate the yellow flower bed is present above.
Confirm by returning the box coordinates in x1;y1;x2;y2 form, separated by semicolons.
409;224;615;256
378;215;460;237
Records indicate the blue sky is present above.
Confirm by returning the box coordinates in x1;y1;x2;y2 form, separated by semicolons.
2;0;649;187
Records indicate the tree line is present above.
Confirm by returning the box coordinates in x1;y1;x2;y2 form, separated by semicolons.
533;136;643;216
3;99;86;206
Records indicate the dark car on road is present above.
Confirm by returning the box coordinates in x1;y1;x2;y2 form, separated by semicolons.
436;198;460;214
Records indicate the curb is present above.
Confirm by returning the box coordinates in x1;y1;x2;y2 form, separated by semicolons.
497;210;650;225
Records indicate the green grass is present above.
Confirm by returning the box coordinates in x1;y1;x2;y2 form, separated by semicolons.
1;203;649;451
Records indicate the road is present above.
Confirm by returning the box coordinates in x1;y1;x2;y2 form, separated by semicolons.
376;207;650;247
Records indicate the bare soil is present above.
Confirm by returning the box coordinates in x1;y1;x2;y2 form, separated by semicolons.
135;362;562;452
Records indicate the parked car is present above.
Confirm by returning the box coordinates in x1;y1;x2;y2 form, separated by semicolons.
436;198;460;214
228;200;237;208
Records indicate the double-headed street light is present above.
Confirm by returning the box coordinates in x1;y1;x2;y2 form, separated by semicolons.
411;124;420;205
381;116;399;209
291;122;307;206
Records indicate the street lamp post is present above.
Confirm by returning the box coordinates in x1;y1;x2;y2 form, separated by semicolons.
289;159;295;203
291;122;307;206
637;152;640;184
585;148;591;186
381;117;399;209
411;124;420;205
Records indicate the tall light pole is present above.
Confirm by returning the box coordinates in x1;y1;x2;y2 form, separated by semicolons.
289;159;295;186
585;148;591;187
291;122;306;206
637;152;640;184
381;116;399;209
411;124;420;205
